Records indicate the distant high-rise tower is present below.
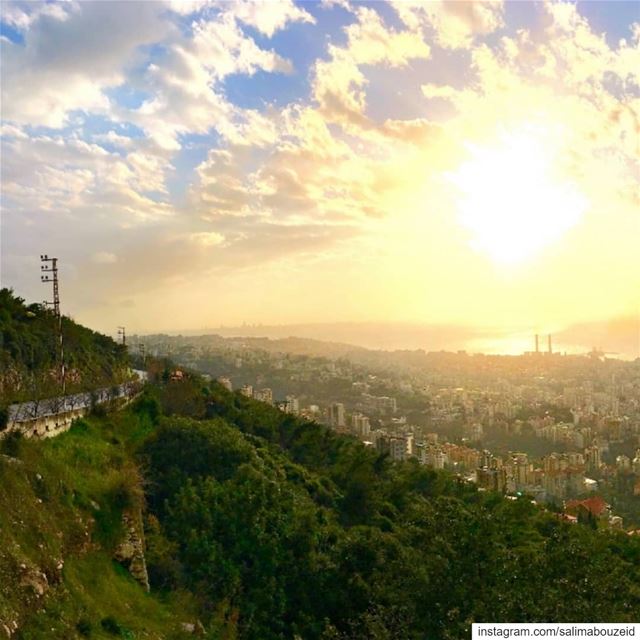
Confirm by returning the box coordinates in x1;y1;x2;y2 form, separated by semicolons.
548;334;552;355
535;334;539;354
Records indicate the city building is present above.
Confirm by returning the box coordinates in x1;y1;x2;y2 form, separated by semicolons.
351;412;371;438
254;388;273;405
476;467;507;493
284;395;300;415
327;402;346;428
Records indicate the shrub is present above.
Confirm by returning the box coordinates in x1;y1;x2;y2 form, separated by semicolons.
0;430;23;457
0;405;8;431
100;616;122;636
132;392;161;425
76;617;93;637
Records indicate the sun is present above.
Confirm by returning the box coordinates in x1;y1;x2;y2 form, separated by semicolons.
448;126;589;265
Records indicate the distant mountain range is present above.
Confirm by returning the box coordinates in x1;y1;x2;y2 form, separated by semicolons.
180;317;639;360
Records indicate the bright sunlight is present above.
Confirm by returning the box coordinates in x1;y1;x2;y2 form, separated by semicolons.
449;127;589;266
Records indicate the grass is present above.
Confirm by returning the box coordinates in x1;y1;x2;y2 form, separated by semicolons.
16;553;196;639
0;407;205;639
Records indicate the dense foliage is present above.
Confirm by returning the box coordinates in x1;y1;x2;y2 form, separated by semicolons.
0;288;129;403
138;378;640;639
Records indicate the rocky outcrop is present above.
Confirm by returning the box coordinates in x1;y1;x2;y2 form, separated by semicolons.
18;564;49;598
181;620;206;635
0;619;19;638
114;510;149;592
0;563;50;637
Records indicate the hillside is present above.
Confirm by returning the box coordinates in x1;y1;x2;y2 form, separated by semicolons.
2;365;640;638
0;395;200;639
0;289;130;405
136;332;368;361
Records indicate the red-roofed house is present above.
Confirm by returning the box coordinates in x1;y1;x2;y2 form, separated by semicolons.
564;496;610;520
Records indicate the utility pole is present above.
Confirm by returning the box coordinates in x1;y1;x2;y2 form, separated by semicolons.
40;254;66;395
118;326;126;346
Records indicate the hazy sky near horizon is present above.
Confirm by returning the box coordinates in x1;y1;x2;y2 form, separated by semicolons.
1;0;639;344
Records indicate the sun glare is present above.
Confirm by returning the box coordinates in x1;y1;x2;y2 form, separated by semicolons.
449;128;589;265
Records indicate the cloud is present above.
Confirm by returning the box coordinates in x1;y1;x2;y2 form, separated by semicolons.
166;0;214;16
1;0;638;335
1;2;170;127
62;216;361;312
0;1;72;31
312;6;431;135
341;6;431;66
1;132;173;221
92;251;118;264
126;11;294;151
1;1;299;151
557;316;640;360
0;123;28;138
167;0;315;35
394;1;504;50
188;104;421;228
225;0;315;37
93;131;135;149
190;231;225;247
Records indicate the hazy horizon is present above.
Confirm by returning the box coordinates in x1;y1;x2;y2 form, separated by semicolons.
124;316;638;360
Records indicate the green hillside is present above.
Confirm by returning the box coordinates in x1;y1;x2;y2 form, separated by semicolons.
2;365;639;639
0;288;129;405
0;399;200;639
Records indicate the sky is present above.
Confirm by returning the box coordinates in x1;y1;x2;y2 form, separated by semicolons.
1;0;639;355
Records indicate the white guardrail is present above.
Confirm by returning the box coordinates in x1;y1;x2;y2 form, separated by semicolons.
5;370;147;427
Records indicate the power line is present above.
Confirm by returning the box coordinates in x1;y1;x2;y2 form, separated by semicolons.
40;254;66;395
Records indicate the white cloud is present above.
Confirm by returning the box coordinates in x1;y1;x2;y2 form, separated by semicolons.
93;131;135;149
394;1;504;50
0;1;72;31
225;0;315;37
92;251;118;264
190;13;293;79
1;2;170;127
190;231;225;247
189;103;417;229
1;132;173;221
312;6;431;136
166;0;213;16
0;123;28;139
126;11;294;150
